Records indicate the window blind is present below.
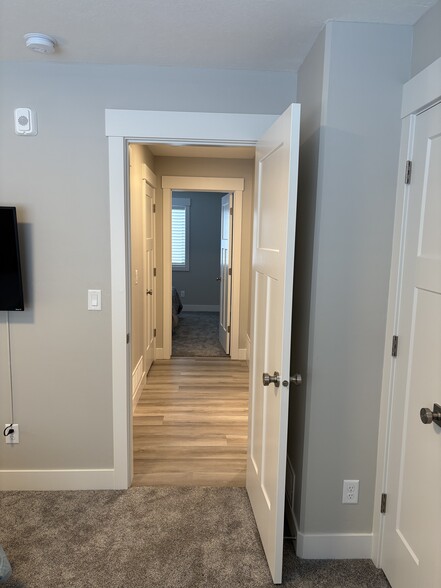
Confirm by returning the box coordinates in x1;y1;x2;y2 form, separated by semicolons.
172;206;188;270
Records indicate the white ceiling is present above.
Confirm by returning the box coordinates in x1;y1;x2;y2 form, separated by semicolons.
0;0;437;71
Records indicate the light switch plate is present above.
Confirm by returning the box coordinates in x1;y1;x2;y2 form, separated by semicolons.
88;289;102;311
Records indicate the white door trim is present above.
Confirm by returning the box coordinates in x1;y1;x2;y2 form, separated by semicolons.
373;55;441;566
106;109;278;489
162;176;244;360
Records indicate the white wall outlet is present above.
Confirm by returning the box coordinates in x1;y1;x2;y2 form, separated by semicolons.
342;479;359;504
180;290;185;298
4;424;19;444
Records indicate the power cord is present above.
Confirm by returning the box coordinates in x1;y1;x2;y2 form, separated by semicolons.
3;425;15;437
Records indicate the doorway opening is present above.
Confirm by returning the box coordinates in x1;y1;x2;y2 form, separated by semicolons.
128;144;255;488
170;190;230;358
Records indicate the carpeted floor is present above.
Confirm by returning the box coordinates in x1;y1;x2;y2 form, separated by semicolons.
172;312;228;357
0;487;390;588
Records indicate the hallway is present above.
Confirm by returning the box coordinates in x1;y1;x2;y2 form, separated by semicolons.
132;357;248;486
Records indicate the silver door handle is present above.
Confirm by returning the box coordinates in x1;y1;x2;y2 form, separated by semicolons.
262;372;280;387
216;277;221;281
420;403;441;427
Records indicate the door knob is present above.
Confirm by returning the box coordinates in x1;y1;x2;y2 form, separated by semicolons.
216;277;221;281
420;403;441;427
262;372;280;387
146;289;153;295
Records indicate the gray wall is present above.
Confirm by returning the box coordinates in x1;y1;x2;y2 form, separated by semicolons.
411;0;441;76
288;21;412;537
288;26;328;529
0;62;295;475
172;192;223;307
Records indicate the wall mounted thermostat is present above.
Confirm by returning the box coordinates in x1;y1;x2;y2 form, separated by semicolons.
14;108;37;135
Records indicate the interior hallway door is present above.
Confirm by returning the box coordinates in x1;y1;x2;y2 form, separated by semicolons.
144;180;155;375
219;193;232;354
246;104;300;584
381;101;441;587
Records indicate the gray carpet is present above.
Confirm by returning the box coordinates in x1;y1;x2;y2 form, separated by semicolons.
0;487;390;588
172;312;228;357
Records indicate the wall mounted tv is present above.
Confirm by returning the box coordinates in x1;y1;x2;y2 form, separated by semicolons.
0;206;24;311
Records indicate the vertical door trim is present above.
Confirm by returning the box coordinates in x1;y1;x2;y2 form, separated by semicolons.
373;55;441;566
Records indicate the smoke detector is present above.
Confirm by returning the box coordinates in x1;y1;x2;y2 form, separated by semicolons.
24;33;56;54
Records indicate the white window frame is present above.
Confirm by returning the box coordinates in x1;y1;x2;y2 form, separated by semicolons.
171;196;190;271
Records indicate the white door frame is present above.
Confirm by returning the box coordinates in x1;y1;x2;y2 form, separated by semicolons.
106;109;277;488
162;176;244;360
372;56;441;565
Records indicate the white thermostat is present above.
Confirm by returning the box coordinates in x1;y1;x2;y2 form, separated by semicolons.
14;108;37;135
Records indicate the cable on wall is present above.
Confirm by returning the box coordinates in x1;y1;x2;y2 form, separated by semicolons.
5;311;15;424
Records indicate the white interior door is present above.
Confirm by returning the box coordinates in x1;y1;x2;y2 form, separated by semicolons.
382;102;441;587
219;193;232;353
144;180;155;375
246;103;300;584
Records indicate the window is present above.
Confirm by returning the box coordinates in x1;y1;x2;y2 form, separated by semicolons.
172;197;190;271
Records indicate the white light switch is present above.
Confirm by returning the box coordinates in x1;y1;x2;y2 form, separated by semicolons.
88;289;102;311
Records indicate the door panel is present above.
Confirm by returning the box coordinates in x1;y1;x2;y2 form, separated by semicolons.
382;102;441;588
219;193;232;353
246;104;300;584
144;181;155;376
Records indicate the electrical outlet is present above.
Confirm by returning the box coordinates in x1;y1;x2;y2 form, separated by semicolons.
180;290;185;298
4;424;19;444
342;479;359;504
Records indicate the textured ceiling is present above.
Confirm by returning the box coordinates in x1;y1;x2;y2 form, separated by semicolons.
0;0;437;71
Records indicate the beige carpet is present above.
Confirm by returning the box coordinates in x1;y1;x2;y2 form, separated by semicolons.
0;487;390;588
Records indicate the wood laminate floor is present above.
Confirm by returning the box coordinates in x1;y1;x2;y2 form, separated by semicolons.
132;357;249;487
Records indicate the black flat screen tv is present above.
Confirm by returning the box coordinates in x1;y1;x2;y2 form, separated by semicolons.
0;207;24;311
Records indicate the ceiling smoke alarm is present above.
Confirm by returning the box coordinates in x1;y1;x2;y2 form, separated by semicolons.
24;33;56;54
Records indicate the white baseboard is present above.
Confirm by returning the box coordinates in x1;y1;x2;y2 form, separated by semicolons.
237;348;247;360
155;347;164;359
132;355;145;411
296;529;373;559
183;305;220;312
0;469;116;491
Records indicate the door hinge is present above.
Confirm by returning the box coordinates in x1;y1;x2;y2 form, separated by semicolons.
230;207;233;216
153;203;156;213
126;333;130;344
227;326;231;333
153;328;157;337
228;267;232;276
392;335;398;357
381;493;387;514
153;268;157;277
405;160;412;185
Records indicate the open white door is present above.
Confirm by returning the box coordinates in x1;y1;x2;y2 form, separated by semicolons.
381;101;441;588
219;193;232;354
144;180;155;375
246;103;300;584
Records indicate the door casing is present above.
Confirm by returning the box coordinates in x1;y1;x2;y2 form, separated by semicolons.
106;109;278;488
161;176;245;360
372;56;441;566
